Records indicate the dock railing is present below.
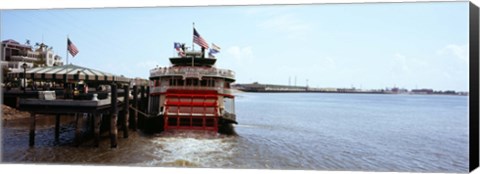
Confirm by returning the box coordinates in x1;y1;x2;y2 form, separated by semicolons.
149;86;235;96
150;67;235;80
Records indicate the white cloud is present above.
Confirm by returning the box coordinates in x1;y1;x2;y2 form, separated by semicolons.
437;44;468;63
136;60;162;69
304;56;336;72
258;14;313;40
324;57;336;69
242;6;313;40
226;46;254;62
389;47;469;91
393;53;410;73
443;71;453;79
102;62;135;77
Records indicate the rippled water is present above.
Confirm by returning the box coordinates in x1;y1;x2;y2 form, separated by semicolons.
1;93;469;172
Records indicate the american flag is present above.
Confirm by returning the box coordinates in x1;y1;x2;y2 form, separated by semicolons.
193;28;209;49
67;38;79;57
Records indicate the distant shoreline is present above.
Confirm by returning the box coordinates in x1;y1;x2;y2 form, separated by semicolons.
235;90;468;96
232;83;468;96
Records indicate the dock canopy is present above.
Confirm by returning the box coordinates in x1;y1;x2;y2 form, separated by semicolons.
8;64;130;83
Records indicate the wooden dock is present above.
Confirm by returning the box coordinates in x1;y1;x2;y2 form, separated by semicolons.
17;84;151;148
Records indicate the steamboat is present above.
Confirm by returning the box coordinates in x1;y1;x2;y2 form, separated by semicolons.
147;38;237;134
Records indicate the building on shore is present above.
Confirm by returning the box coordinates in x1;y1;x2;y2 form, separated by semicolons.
131;77;149;87
387;87;409;94
1;39;64;73
411;88;434;94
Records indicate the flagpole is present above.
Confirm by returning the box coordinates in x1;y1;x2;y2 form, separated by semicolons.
192;22;195;67
66;35;69;65
65;35;69;98
192;22;195;51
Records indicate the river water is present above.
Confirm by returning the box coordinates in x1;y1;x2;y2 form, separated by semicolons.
1;93;469;173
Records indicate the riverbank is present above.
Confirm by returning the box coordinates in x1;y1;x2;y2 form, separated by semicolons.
2;105;30;121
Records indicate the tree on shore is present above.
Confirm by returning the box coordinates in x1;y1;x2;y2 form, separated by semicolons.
33;42;49;67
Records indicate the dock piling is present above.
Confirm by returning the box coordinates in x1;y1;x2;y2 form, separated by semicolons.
123;85;129;138
133;85;138;131
55;114;60;142
146;86;150;113
140;86;145;113
29;112;36;146
94;113;101;147
110;83;118;148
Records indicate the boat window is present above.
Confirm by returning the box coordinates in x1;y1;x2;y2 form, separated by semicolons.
210;79;215;87
177;79;184;86
199;78;216;87
168;78;184;86
192;79;198;86
186;78;199;86
201;79;207;87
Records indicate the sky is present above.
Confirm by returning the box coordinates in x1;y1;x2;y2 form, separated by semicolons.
0;1;471;91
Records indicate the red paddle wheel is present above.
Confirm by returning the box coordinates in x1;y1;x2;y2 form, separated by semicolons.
163;89;220;131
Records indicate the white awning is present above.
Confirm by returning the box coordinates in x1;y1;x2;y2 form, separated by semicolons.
8;64;130;83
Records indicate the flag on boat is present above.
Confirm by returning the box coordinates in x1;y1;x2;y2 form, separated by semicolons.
193;28;209;49
67;38;79;57
211;43;220;52
208;43;221;58
174;42;185;57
